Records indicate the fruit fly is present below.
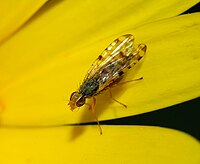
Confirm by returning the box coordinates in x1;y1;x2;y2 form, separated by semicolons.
68;34;147;134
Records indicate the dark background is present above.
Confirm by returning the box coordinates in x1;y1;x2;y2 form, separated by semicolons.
85;3;200;141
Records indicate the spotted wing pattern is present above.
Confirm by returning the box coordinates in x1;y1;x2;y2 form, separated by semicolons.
81;34;147;95
84;34;133;80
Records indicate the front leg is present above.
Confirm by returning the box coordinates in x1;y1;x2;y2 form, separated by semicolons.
85;97;102;135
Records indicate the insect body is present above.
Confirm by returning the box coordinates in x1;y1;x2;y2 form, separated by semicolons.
68;34;147;134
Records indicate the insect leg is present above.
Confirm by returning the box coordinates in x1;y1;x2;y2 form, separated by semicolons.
108;88;127;108
91;97;102;135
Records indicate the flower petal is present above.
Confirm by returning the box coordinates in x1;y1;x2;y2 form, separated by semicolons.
1;13;199;126
0;126;200;163
0;0;198;87
0;0;48;43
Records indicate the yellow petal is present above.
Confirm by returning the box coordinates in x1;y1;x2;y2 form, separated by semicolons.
0;0;48;43
0;126;199;164
0;0;198;87
1;13;199;126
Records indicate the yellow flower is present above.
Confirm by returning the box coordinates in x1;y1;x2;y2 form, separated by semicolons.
0;0;200;163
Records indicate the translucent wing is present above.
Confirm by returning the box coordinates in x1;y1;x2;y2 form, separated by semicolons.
81;34;147;96
97;43;147;92
84;34;134;80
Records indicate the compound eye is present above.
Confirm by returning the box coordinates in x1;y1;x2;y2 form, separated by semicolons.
70;92;78;101
76;96;85;107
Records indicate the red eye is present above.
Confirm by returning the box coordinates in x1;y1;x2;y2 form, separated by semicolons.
70;92;77;101
76;96;85;107
69;92;85;107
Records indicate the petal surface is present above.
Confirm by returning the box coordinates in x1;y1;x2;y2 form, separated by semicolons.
0;0;198;87
0;13;199;125
0;0;48;43
0;126;200;164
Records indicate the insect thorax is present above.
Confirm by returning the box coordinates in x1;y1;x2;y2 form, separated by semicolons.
79;76;100;98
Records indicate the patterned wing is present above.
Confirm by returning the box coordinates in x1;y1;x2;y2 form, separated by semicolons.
96;43;147;92
81;34;147;96
84;34;135;81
